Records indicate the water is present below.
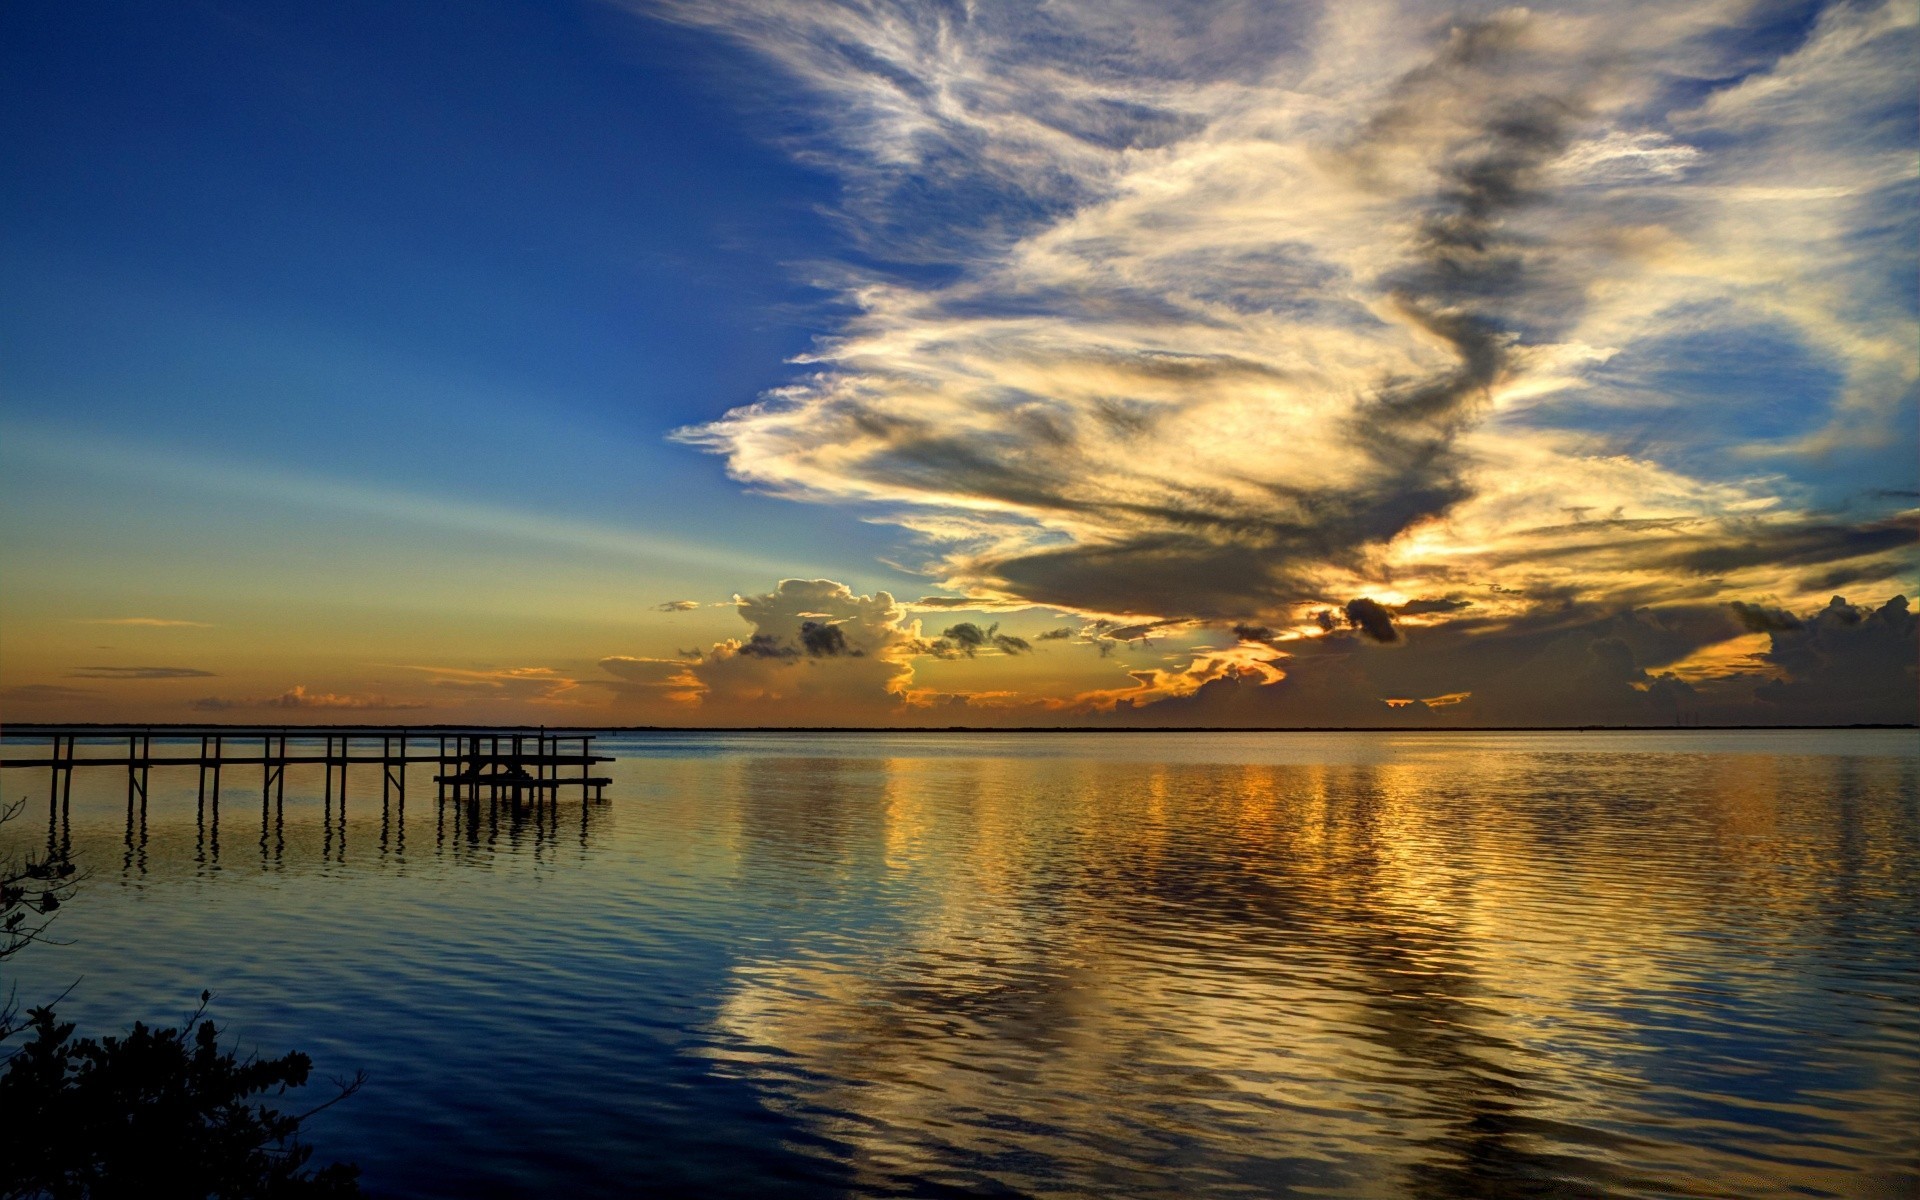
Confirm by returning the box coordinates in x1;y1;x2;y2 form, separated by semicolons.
3;730;1916;1198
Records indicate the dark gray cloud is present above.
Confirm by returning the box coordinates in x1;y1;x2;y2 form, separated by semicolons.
1797;560;1908;592
1397;597;1472;616
1232;623;1281;646
737;634;801;660
655;600;701;612
1104;618;1185;642
1116;606;1717;726
1729;601;1801;633
928;621;1033;658
800;620;859;657
1116;595;1916;727
69;665;216;680
1753;595;1917;723
1034;627;1077;641
1344;598;1402;644
1662;516;1917;576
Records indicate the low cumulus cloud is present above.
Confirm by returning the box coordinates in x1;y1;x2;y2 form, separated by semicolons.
673;579;927;722
654;599;702;612
652;0;1914;650
603;579;1072;722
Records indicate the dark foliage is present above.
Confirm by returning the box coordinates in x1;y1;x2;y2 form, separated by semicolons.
0;996;363;1199
2;801;362;1198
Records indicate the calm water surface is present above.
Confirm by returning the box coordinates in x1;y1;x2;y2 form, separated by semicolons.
3;730;1917;1197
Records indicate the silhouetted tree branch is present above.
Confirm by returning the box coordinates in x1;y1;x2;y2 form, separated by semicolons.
2;797;78;1045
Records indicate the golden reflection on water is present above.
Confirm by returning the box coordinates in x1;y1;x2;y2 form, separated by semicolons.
697;747;1918;1198
5;733;1916;1198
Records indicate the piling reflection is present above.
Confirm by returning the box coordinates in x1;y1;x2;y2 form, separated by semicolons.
25;757;605;882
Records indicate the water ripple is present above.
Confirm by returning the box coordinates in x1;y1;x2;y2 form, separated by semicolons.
2;730;1915;1197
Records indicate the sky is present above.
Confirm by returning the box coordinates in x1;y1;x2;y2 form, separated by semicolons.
1;0;1914;728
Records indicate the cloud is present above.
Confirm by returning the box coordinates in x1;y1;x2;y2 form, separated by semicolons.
655;600;702;612
403;665;580;704
1343;597;1401;644
1752;595;1917;723
653;0;1914;644
2;684;95;703
800;620;854;656
599;655;690;679
76;617;212;628
911;596;999;609
1033;627;1077;641
1104;592;1916;727
190;685;427;712
1729;601;1801;633
677;579;928;721
926;621;1033;658
68;665;216;680
593;655;706;706
1397;597;1472;616
620;578;1068;721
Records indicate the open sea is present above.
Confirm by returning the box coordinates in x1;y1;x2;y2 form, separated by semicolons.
2;729;1916;1198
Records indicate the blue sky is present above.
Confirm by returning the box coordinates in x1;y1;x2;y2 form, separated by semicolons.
1;0;913;582
2;0;1914;725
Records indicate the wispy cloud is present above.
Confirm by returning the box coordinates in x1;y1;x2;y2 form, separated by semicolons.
190;685;426;712
2;683;95;703
76;617;213;628
401;665;581;704
657;0;1916;633
69;665;216;680
0;423;822;581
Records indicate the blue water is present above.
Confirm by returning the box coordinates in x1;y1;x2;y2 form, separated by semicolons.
3;730;1917;1197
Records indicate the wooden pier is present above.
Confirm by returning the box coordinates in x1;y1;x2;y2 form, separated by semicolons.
1;725;613;830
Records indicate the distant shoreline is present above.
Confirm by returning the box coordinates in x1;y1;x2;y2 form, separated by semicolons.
3;722;1914;736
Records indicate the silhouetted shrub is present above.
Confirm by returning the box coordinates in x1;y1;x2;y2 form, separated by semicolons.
0;995;363;1198
2;801;362;1197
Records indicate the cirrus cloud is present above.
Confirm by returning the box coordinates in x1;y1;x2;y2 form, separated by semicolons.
656;0;1916;640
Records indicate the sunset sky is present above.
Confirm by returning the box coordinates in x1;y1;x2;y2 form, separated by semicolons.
2;0;1914;726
